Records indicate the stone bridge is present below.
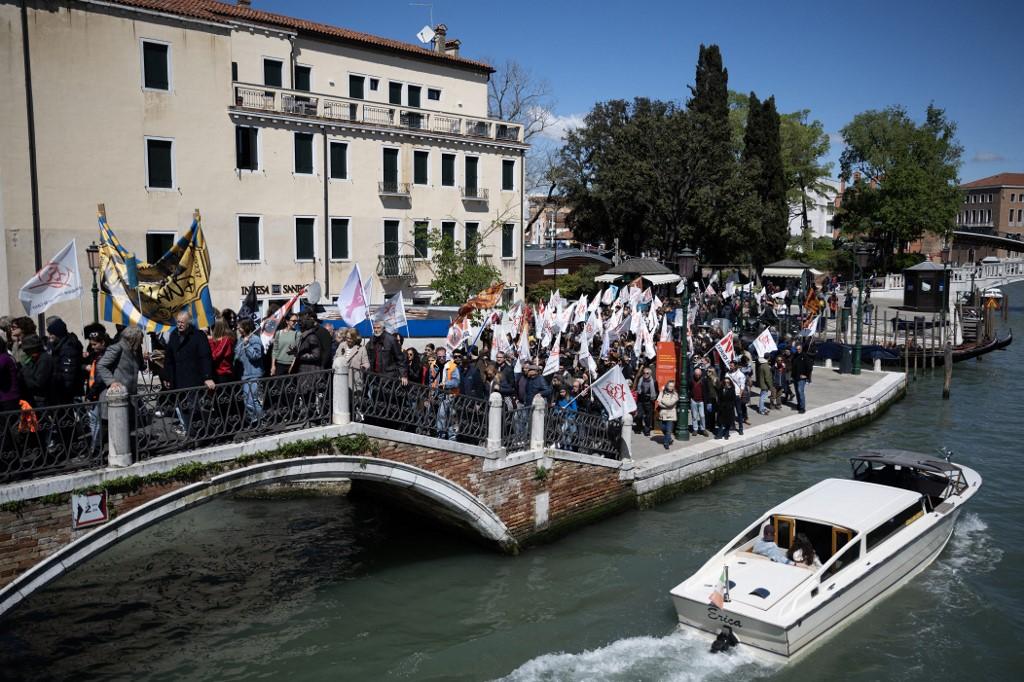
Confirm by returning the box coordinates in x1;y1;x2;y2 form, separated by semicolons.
0;364;637;616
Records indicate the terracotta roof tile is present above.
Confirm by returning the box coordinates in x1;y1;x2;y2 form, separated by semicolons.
102;0;494;73
961;172;1024;189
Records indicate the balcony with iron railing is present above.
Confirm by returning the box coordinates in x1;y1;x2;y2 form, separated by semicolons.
378;180;412;197
461;186;489;202
377;254;418;279
231;83;523;144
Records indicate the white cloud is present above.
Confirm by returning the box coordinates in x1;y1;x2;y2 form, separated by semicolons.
828;132;844;147
535;108;585;142
972;151;1006;163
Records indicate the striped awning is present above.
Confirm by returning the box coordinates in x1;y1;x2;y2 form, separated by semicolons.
595;273;619;283
642;273;681;285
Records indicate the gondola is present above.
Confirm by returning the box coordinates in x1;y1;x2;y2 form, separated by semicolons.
811;329;1012;368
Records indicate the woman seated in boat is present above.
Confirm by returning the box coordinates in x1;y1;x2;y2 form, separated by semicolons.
787;533;822;569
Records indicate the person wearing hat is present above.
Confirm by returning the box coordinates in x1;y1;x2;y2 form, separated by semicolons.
45;317;85;405
755;353;773;416
458;347;486;400
19;335;57;407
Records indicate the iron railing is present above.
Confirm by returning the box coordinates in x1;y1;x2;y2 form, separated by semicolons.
351;369;489;445
544;405;621;459
363;104;396;126
0;401;106;483
378;180;412;197
399;111;427;130
501;403;532;453
132;370;332;459
465;119;491;137
376;254;417;280
461;186;489;201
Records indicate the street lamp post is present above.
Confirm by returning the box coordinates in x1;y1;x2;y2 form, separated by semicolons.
674;247;696;440
86;241;101;324
852;245;870;375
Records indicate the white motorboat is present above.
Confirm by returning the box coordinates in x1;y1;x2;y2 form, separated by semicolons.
669;450;982;660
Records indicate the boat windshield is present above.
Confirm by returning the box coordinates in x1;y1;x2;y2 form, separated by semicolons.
729;515;853;568
850;450;967;506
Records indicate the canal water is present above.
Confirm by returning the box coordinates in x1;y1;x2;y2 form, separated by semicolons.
2;283;1022;681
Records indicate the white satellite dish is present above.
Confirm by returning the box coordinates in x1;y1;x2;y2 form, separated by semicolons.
416;24;435;44
305;281;323;305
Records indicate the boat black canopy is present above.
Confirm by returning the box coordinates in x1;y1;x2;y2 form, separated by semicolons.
850;449;968;498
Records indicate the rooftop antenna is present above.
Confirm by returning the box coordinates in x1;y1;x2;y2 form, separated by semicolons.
410;3;435;44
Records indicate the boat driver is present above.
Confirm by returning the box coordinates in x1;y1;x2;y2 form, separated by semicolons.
753;524;795;565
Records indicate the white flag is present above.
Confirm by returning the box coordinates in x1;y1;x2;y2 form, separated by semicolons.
543;333;561;376
446;321;466;351
800;315;820;337
676;279;687;294
337;264;368;327
573;295;588;324
373;291;408;333
578;335;598;378
19;239;83;316
642;323;657;359
518;329;532;363
752;327;778;357
616;285;629;306
591;365;637;420
660;314;672;342
602;285;618;306
588;292;601;314
714;331;736;365
599;331;611;359
705;283;717;297
362;275;374;305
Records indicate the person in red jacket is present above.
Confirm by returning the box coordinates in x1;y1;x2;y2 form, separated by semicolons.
209;320;236;384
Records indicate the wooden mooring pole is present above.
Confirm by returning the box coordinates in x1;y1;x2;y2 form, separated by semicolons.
942;342;953;399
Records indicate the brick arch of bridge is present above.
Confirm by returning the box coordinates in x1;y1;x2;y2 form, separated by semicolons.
0;456;515;617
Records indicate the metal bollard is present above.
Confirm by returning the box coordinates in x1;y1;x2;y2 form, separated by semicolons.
333;357;350;426
107;384;132;467
873;357;882;372
530;395;546;451
620;413;634;461
487;392;503;453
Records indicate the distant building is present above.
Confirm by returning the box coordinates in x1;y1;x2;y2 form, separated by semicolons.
788;178;841;239
946;172;1024;262
527;195;574;246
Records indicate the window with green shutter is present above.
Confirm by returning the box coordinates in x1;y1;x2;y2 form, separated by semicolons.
263;59;282;87
142;41;169;90
441;153;455;187
414;221;429;258
238;216;261;261
145;138;173;188
294;133;314;174
502;223;515;258
502;159;515;191
330;141;348;179
330;218;349;260
389;81;403;105
295;218;315;261
414;150;429;185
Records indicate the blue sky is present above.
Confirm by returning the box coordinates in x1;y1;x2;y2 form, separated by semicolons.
262;0;1023;182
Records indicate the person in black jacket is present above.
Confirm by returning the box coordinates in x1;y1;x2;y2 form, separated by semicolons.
365;321;406;381
791;342;814;414
289;314;323;373
314;315;333;370
164;309;214;436
45;318;84;404
457;349;486;399
19;335;56;407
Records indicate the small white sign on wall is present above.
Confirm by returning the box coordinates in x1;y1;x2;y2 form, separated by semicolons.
71;491;109;530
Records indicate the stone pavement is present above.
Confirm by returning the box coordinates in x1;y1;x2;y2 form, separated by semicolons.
630;368;888;461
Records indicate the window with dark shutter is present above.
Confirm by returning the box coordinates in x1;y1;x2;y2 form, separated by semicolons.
294;133;314;174
427;88;441;101
145;233;175;263
441;221;456;247
414;150;429;185
502;159;515;191
502;224;514;258
330;142;348;179
330;218;349;260
465;222;479;255
231;61;238;81
407;85;421;108
414;221;429;258
142;41;169;90
389;82;403;105
238;217;261;261
441;153;455;187
264;59;283;87
382;148;399;188
465;156;479;193
369;78;379;91
294;65;311;92
295;218;315;260
349;75;365;99
235;127;258;170
146;139;173;188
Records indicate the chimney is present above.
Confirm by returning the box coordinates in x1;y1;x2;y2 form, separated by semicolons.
432;24;447;54
444;39;461;57
237;0;251;6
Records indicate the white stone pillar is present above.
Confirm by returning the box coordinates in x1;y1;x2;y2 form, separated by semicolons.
333;357;350;426
873;357;882;372
530;394;546;451
107;384;132;468
487;392;503;453
620;413;634;461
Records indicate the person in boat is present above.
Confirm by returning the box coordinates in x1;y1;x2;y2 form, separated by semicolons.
787;533;822;568
752;524;794;564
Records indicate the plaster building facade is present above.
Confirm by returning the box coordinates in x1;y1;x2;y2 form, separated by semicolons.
1;0;527;322
787;178;841;240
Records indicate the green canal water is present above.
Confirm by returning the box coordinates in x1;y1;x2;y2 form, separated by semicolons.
2;283;1022;681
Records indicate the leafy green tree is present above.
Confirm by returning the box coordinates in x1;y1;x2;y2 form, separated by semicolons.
835;104;963;270
426;230;502;305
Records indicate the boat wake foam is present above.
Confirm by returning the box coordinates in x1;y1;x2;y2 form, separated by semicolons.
496;628;777;682
921;512;1003;606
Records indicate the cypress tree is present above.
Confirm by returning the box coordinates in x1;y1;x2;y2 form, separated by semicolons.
743;93;789;265
685;44;740;262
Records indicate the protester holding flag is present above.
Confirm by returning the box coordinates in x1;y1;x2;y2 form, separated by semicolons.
791;342;814;414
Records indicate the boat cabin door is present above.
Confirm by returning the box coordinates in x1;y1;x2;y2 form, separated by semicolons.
773;516;796;549
832;527;854;555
